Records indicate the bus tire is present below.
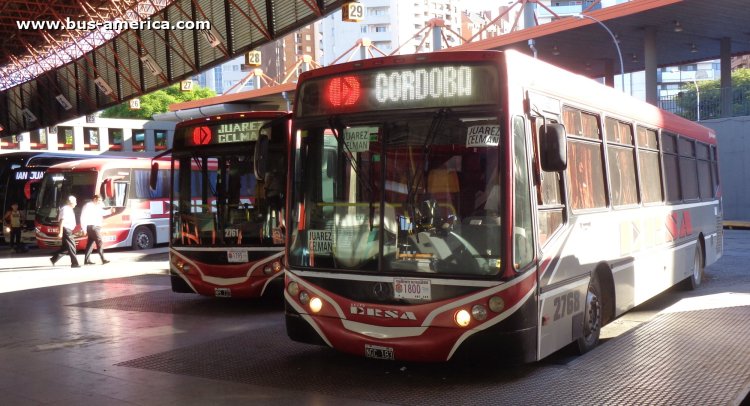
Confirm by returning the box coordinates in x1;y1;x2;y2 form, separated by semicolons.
576;273;602;354
680;242;704;291
132;226;154;250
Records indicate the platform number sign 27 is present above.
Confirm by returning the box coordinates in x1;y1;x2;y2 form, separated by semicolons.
342;2;364;22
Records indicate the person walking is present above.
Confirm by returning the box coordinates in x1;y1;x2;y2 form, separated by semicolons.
81;195;111;265
3;202;26;253
50;195;80;268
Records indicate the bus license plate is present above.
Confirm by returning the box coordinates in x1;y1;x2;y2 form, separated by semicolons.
393;278;431;300
365;344;394;360
215;288;231;298
227;250;248;263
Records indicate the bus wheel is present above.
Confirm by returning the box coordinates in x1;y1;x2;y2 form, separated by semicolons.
132;226;154;250
681;243;704;290
576;274;602;354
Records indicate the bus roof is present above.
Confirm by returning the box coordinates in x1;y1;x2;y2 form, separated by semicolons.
502;49;715;145
174;111;290;129
44;156;162;172
293;49;714;145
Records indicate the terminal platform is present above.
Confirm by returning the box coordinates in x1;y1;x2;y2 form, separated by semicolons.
0;233;748;405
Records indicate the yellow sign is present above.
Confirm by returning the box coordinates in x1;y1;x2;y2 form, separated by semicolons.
342;2;363;22
245;50;262;66
180;80;193;91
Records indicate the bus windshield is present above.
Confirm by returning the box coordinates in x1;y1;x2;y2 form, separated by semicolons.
288;112;503;277
171;148;284;248
36;172;98;222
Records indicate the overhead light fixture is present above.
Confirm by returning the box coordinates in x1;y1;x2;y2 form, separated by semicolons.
690;43;698;53
585;62;592;71
632;53;639;63
673;21;683;32
552;45;560;56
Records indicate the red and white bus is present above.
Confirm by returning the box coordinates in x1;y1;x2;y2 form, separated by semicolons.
1;152;97;247
283;50;723;362
166;111;290;298
35;157;170;250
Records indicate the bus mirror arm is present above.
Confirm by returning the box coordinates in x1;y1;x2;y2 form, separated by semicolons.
149;162;159;191
539;123;568;172
254;135;269;181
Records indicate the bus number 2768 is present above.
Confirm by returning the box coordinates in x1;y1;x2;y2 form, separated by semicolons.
553;291;581;321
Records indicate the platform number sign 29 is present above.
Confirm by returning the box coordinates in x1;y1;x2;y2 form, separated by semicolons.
342;2;364;22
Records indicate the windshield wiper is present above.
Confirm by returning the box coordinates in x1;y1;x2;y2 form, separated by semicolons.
192;153;217;198
406;108;450;221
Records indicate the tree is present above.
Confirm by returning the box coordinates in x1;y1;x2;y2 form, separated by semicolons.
100;83;216;119
675;68;750;120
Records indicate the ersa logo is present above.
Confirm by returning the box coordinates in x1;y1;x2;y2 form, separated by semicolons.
350;304;417;320
192;126;212;145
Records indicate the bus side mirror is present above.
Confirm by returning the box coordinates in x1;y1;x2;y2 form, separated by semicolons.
254;134;269;181
150;162;159;190
540;123;567;172
103;178;115;199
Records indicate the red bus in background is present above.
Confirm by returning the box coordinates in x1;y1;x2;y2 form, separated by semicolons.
166;111;291;298
283;50;722;362
1;152;97;246
35;157;170;250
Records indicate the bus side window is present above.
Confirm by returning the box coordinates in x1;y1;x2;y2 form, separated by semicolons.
113;182;128;207
513;116;534;269
564;108;607;211
534;117;565;246
605;118;638;207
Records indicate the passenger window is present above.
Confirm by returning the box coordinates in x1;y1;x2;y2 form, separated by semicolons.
605;118;638;207
565;108;607;210
534;117;564;246
662;133;681;202
513;116;534;269
637;127;662;204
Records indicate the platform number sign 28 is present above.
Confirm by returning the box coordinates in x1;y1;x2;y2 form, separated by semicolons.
553;291;581;321
342;2;364;22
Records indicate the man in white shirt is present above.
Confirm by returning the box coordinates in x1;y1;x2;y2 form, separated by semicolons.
81;194;111;265
50;195;80;268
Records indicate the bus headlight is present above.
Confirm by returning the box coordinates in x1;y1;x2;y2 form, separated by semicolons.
299;291;310;305
488;296;505;313
287;281;300;296
454;309;471;327
309;297;323;313
471;304;488;321
263;265;273;275
272;261;283;272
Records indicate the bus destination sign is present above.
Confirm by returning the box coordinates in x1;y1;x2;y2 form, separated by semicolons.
296;63;499;117
184;120;268;147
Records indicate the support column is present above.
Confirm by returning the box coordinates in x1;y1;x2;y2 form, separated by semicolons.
644;26;658;105
604;58;614;88
524;2;537;29
720;37;732;118
432;25;442;51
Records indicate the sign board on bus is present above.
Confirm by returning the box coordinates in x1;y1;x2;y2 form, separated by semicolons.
296;63;499;117
179;120;269;147
14;170;44;181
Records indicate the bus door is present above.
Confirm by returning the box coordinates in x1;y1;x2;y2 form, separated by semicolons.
101;169;131;244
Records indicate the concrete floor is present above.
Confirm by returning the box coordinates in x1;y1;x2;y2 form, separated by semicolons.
0;232;748;405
